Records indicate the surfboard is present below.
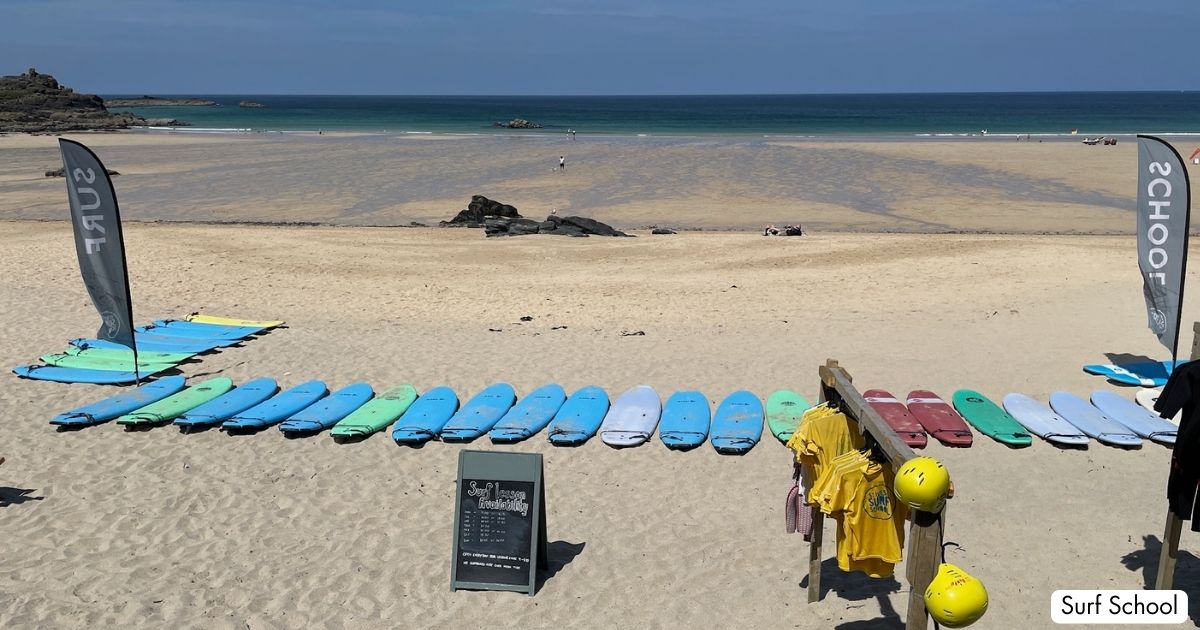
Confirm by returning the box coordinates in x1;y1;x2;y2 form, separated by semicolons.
72;337;228;354
222;380;328;432
185;313;285;329
39;353;178;373
63;346;195;364
136;323;254;341
116;377;234;428
765;390;810;443
391;386;459;444
863;389;927;448
1082;360;1181;387
951;390;1033;447
1048;392;1142;447
658;391;711;449
1092;390;1178;445
330;385;418;439
173;378;280;432
599;385;662;448
280;383;375;435
710;390;764;454
906;390;973;447
547;386;609;446
155;319;270;335
489;384;567;443
1001;393;1090;446
1135;388;1180;425
135;331;240;348
51;375;187;427
440;384;517;442
13;364;173;385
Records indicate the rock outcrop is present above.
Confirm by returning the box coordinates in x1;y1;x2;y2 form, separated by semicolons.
238;101;265;108
442;195;522;227
486;214;630;238
492;118;543;129
105;96;217;107
45;167;118;178
0;69;147;133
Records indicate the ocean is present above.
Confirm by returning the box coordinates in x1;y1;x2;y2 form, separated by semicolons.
103;92;1200;137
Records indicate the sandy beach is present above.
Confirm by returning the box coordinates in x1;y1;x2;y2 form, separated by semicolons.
0;131;1176;233
2;205;1199;627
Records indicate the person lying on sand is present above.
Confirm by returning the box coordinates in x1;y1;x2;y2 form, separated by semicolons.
764;224;780;236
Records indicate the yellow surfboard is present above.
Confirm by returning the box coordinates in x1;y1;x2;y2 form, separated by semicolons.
184;313;285;329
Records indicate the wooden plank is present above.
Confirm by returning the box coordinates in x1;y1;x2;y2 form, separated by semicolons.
808;509;825;603
1191;321;1200;362
819;363;917;472
905;508;943;630
1156;512;1183;589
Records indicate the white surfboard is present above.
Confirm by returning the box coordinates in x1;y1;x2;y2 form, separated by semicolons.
1002;393;1089;446
599;385;662;447
1048;392;1141;448
1092;390;1177;445
1135;388;1180;425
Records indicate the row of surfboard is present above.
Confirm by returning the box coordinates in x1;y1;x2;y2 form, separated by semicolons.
51;378;798;452
12;314;284;384
866;389;1177;449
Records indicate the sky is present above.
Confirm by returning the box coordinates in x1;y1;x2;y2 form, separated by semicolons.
2;0;1197;95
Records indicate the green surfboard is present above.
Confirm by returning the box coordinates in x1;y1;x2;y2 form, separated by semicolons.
64;346;195;364
766;390;811;442
330;385;418;439
117;377;234;428
951;389;1033;447
40;353;178;373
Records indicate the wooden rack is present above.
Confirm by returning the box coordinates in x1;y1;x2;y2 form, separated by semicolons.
1154;321;1198;589
809;359;945;630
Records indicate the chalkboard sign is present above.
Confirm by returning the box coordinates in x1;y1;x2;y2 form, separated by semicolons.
451;450;547;595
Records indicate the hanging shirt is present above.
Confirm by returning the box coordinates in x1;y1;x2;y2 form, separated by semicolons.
1156;360;1200;531
826;459;908;578
787;405;864;487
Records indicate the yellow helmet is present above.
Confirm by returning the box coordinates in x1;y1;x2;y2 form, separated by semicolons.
894;456;950;513
924;563;988;628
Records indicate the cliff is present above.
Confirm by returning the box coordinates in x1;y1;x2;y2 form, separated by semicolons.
0;68;145;133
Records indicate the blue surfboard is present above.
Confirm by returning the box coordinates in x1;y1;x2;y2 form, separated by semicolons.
279;383;374;435
71;337;225;355
440;383;517;442
547;386;609;445
154;319;267;337
137;323;253;341
1082;360;1181;387
489;384;567;443
391;386;460;444
659;391;711;449
710;390;764;454
174;378;280;432
51;375;187;427
136;332;240;349
222;380;328;431
14;364;174;385
1049;391;1142;448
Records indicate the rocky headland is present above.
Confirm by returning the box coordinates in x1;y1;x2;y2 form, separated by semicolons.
0;69;152;133
105;96;217;107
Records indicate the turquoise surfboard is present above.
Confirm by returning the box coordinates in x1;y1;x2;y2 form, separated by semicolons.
72;337;227;354
391;386;460;444
51;375;187;427
440;383;517;442
222;380;328;431
659;391;711;449
710;390;764;454
489;384;567;443
280;383;375;435
1082;360;1181;387
174;378;280;432
547;386;609;445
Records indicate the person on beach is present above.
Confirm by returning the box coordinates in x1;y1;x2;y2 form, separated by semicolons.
764;224;780;236
559;156;566;171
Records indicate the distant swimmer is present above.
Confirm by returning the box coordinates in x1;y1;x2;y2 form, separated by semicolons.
559;156;566;171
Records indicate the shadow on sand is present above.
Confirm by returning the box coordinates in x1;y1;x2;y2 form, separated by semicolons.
536;541;586;593
799;556;904;629
0;487;45;507
1121;534;1200;627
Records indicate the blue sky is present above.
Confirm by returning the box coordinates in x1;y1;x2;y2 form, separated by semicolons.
2;0;1196;94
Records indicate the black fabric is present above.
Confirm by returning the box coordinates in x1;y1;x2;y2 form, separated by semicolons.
1156;360;1200;531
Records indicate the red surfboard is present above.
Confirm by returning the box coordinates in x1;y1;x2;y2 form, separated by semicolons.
863;389;927;447
906;390;973;447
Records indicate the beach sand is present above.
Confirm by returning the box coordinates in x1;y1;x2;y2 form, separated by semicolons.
1;218;1198;629
1;131;1182;233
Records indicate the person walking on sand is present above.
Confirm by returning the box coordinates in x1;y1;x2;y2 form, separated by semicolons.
559;156;566;172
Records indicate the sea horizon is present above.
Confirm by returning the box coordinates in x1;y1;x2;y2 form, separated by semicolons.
102;91;1200;136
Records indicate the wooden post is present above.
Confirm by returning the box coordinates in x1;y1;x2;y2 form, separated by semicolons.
807;366;834;603
812;360;938;630
1153;322;1200;589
